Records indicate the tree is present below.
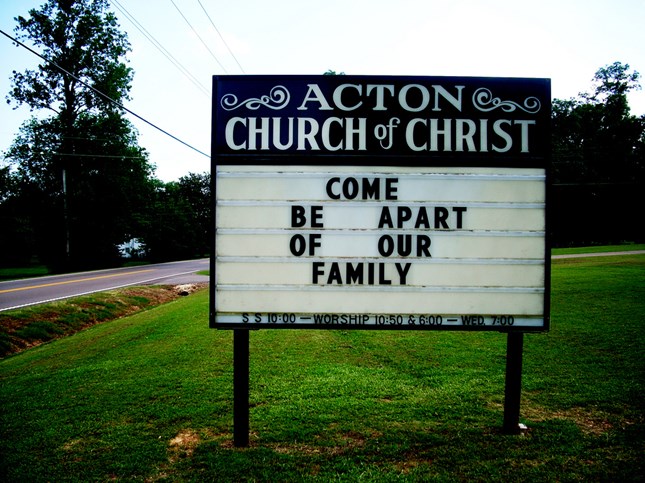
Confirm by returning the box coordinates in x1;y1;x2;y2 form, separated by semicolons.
584;61;641;106
0;164;36;266
3;0;156;270
9;0;132;124
175;172;211;257
2;118;65;266
550;62;645;245
139;173;211;262
552;62;645;184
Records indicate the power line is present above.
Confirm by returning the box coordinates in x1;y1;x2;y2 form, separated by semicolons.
112;0;210;97
51;152;147;159
196;0;245;74
113;0;209;96
169;0;228;73
0;28;210;159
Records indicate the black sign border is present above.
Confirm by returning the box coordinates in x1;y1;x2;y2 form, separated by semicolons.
210;75;551;333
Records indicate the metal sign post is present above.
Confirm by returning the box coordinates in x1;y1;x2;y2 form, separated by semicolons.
233;329;249;447
503;332;525;434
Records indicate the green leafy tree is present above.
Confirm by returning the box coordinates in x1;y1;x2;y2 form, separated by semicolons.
552;62;644;183
9;0;132;125
3;0;155;270
584;61;641;105
138;181;188;262
551;62;645;245
176;172;211;257
1;118;63;266
140;173;211;262
0;163;36;266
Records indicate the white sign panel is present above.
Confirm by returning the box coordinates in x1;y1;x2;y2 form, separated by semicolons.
214;165;547;330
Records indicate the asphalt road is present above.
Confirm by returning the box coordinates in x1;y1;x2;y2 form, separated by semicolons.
0;259;210;312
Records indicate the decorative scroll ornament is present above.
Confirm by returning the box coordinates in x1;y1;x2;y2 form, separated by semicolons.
220;85;290;111
472;88;541;114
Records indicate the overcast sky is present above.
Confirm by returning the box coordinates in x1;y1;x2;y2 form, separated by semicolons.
1;0;644;181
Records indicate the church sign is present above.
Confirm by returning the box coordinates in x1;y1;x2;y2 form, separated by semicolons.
210;75;550;332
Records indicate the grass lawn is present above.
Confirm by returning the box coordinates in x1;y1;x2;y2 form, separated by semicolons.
0;265;50;281
0;253;643;481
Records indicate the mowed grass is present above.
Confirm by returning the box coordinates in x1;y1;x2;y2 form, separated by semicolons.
1;254;644;481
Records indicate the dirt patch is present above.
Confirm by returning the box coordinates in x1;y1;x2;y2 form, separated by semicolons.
174;284;204;296
147;429;207;482
263;430;375;457
524;405;614;436
394;456;434;474
168;430;201;461
488;400;615;436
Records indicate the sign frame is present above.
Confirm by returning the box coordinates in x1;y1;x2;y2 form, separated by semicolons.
210;75;551;333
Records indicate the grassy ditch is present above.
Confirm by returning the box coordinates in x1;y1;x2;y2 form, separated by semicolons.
0;254;644;481
0;286;187;357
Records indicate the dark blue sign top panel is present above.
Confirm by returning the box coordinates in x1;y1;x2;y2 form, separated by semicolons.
212;75;551;167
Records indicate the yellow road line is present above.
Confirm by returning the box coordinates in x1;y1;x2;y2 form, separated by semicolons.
0;269;156;294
